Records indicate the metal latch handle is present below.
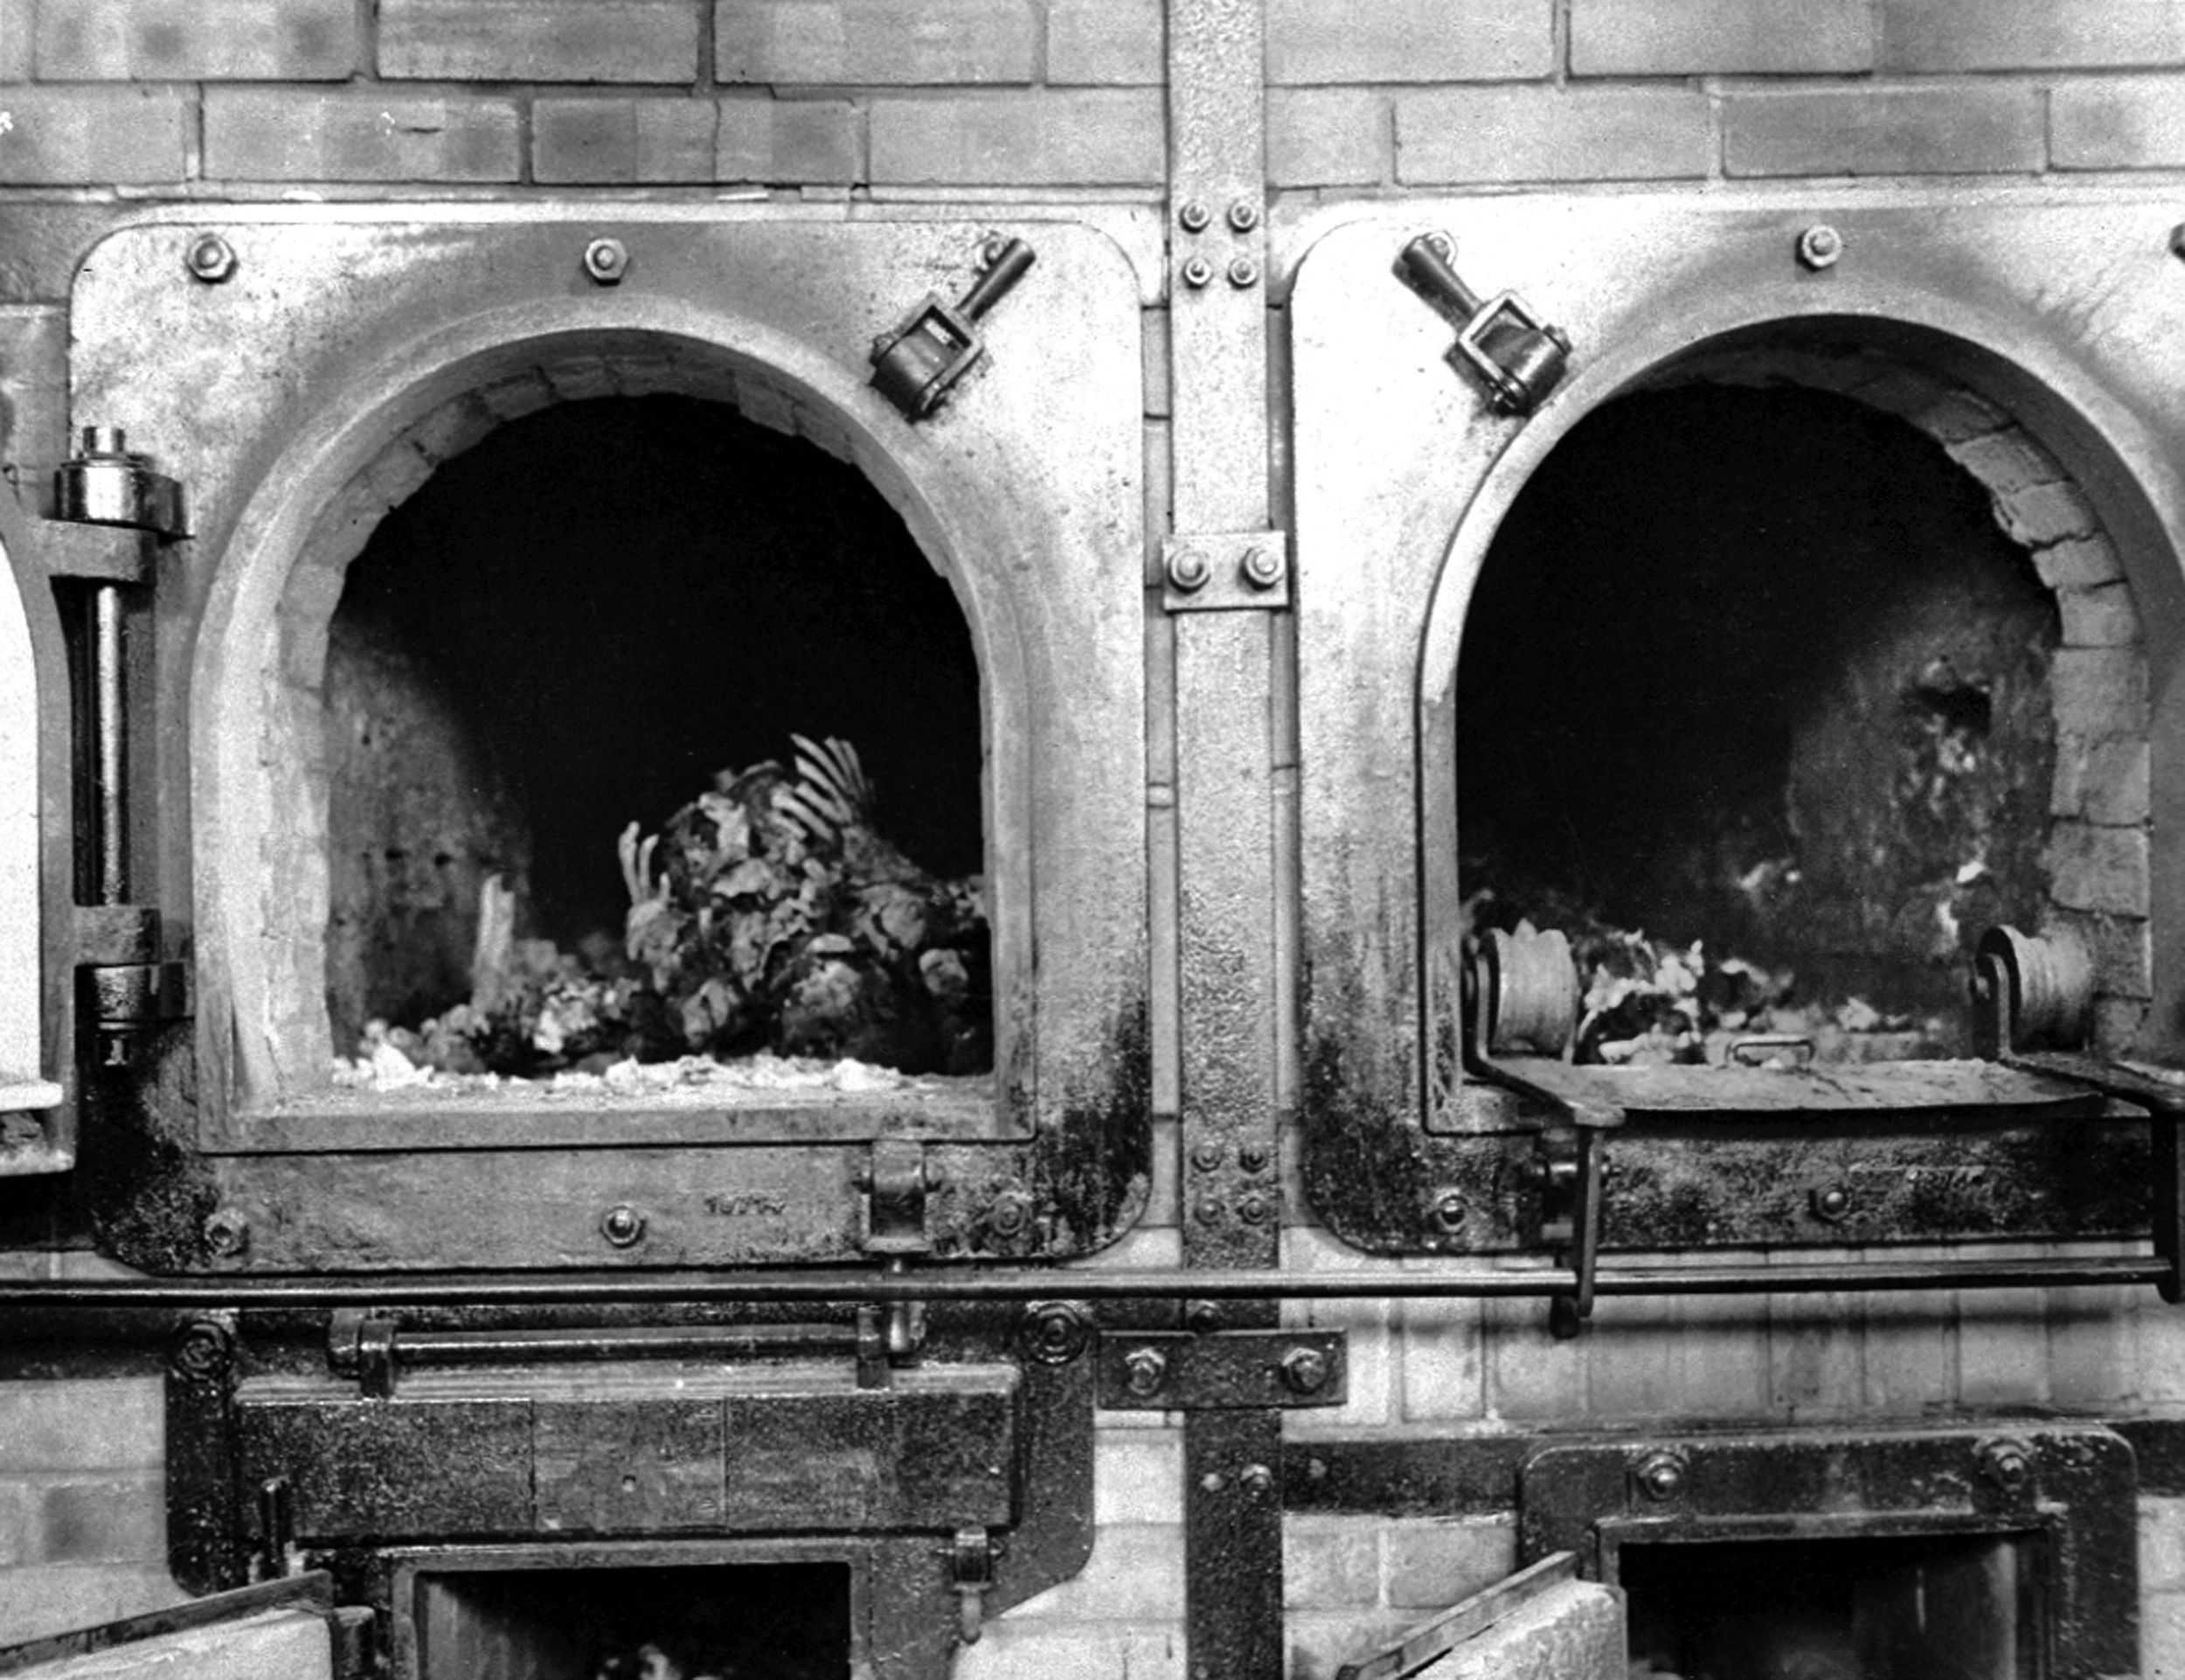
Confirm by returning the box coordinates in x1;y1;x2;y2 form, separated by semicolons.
1399;233;1571;416
869;237;1037;420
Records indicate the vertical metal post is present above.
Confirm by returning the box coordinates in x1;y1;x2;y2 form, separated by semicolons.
1166;3;1286;1674
92;582;128;906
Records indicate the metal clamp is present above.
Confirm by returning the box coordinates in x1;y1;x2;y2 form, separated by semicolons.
1398;233;1571;415
1097;1329;1347;1410
869;237;1036;420
1162;530;1290;613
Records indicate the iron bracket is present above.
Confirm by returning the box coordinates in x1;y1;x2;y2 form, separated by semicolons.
1161;530;1289;613
1098;1329;1347;1410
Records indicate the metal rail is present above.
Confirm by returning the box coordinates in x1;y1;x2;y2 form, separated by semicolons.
0;1253;2165;1312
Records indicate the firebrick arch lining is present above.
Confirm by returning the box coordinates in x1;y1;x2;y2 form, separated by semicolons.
196;317;1033;1109
1419;310;2185;1063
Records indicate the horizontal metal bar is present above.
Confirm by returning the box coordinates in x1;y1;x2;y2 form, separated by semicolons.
0;1253;2165;1312
375;1322;860;1367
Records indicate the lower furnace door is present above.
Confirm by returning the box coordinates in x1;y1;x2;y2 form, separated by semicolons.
0;1577;349;1680
1326;1552;1626;1680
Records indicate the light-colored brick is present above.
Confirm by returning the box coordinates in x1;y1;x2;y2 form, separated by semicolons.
2046;820;2152;917
2144;1586;2185;1680
1883;0;2185;70
37;0;355;80
2144;1496;2185;1592
380;0;700;83
0;1381;162;1473
1399;1293;1485;1421
718;0;1036;84
1381;1516;1516;1610
1767;1277;1868;1420
533;98;713;183
1048;0;1162;85
1092;1427;1181;1526
718;99;859;183
954;1622;1184;1680
869;91;1162;186
0;0;30;81
1268;0;1552;84
2055;76;2185;170
1270;89;1387;189
204;91;520;184
1484;1274;1588;1422
2033;534;2125;589
1946;427;2062;498
2046;908;2154;998
1586;1272;1772;1421
0;1479;39;1565
1999;482;2103;548
2046;1246;2140;1408
0;1563;186;1646
1288;1608;1426;1680
1284;1514;1381;1609
0;306;68;511
1955;1245;2053;1408
1002;1523;1183;1621
38;1476;166;1565
2051;647;2150;738
1398;87;1710;184
0;88;187;184
1285;1226;1398;1431
1859;1246;1959;1416
1723;87;2044;177
2058;582;2141;648
1571;0;1871;74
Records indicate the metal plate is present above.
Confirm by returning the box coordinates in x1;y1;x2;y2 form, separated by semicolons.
536;1399;724;1533
1098;1329;1345;1409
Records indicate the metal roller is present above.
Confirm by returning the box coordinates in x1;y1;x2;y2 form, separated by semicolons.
1974;925;2093;1052
1483;925;1580;1058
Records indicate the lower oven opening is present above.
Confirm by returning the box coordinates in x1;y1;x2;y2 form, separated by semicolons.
320;392;990;1103
1617;1530;2044;1680
411;1559;854;1680
1457;371;2147;1066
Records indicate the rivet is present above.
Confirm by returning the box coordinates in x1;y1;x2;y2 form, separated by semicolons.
1238;1143;1269;1173
583;236;630;285
1123;1347;1169;1397
1796;224;1842;271
1226;256;1260;289
1239;545;1284;590
988;1191;1030;1238
184;233;237;284
203;1207;251;1259
1199;1471;1224;1494
1810;1184;1852;1223
1429;1189;1467;1233
1634;1449;1687;1503
1226;199;1260;233
1169;547;1211;594
1184;1301;1224;1335
1980;1436;2035;1493
1178;201;1212;233
1239;1462;1275;1496
1280;1346;1330;1396
1193;1195;1224;1225
1181;255;1214;290
600;1203;647;1247
1190;1140;1224;1172
1238;1192;1270;1225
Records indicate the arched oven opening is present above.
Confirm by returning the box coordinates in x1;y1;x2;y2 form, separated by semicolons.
321;393;988;1090
1457;352;2148;1067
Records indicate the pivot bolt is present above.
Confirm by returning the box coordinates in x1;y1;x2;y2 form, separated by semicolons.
1024;1301;1092;1365
1238;1143;1269;1173
988;1191;1031;1238
1178;201;1212;233
203;1208;251;1259
1634;1449;1687;1502
1280;1346;1330;1396
600;1203;647;1247
1169;547;1211;594
1240;545;1284;590
185;233;237;284
583;237;630;285
1122;1346;1169;1398
1980;1437;2035;1493
1797;224;1843;271
1181;255;1215;290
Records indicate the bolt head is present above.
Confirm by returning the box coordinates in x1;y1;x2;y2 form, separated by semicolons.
1169;547;1211;593
1280;1346;1330;1395
1190;1140;1224;1171
203;1208;251;1259
1178;200;1212;233
1238;1143;1269;1173
1810;1184;1852;1223
584;237;630;285
1181;255;1214;290
1240;545;1284;590
1429;1189;1467;1233
988;1192;1030;1237
1024;1302;1092;1365
1238;1192;1271;1224
1226;256;1260;289
1797;224;1843;271
1122;1346;1169;1397
1227;199;1260;233
185;233;237;283
1980;1437;2035;1492
1634;1449;1687;1502
1239;1462;1275;1496
600;1203;647;1246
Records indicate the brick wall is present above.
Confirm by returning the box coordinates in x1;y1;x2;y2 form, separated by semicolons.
3;0;2184;1671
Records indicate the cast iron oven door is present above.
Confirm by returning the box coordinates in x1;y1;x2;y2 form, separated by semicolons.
1288;188;2185;1268
64;210;1149;1273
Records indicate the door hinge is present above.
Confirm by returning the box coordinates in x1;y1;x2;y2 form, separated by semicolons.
49;428;191;1067
944;1524;998;1645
